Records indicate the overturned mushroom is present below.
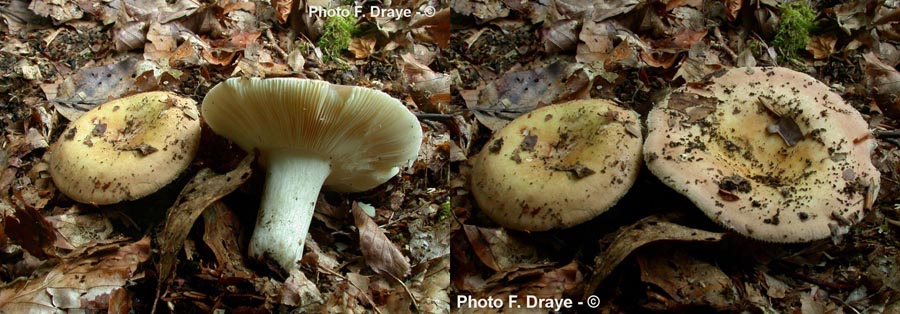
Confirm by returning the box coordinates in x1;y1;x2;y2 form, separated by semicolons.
644;67;880;242
201;78;422;271
50;92;202;205
471;99;643;231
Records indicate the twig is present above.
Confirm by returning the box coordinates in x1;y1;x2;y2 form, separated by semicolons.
790;272;856;290
416;113;453;122
385;271;419;313
318;266;385;314
829;296;862;314
265;29;289;60
875;130;900;138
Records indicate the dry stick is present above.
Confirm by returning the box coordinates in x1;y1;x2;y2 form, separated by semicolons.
829;296;862;314
875;130;900;138
318;266;385;314
384;271;420;312
265;29;289;60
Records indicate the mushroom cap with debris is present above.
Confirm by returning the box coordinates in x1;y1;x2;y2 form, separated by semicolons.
50;91;202;205
644;67;880;243
471;99;643;231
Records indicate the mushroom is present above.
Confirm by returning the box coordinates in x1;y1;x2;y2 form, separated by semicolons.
50;91;202;205
470;99;643;231
644;67;880;242
201;78;422;270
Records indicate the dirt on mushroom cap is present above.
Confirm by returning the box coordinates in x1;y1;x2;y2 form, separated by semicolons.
644;67;880;243
49;91;201;205
471;99;643;231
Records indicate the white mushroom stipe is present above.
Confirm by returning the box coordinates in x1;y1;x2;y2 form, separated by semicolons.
202;78;422;271
249;151;330;270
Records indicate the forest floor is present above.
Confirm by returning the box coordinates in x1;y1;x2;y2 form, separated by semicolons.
449;0;900;313
0;0;450;313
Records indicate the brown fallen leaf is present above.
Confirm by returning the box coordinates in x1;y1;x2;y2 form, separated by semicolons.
27;0;82;23
460;260;582;313
636;248;739;311
583;216;724;299
349;36;376;59
4;202;58;260
462;224;543;272
861;51;900;119
0;237;150;313
465;60;588;130
42;57;140;121
201;201;254;279
353;202;411;280
157;152;254;290
807;35;837;60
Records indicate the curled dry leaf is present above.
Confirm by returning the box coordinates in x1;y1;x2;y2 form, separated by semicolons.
459;260;582;313
201;201;253;278
4;203;58;260
583;216;724;299
352;202;411;281
462;224;542;272
157;153;254;288
636;248;739;311
0;237;150;313
861;51;900;119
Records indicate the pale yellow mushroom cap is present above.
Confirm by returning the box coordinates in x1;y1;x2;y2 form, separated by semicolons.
50;91;202;205
471;99;643;231
644;67;880;243
200;78;423;193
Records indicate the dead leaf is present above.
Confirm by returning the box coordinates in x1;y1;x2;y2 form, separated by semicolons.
410;256;450;313
201;201;254;278
280;268;323;308
43;57;140;121
4;203;58;260
399;53;451;113
28;0;82;23
157;153;254;289
861;51;900;119
637;248;739;311
466;60;587;130
583;216;724;299
45;208;113;249
451;0;510;23
1;0;46;32
0;237;150;313
410;8;450;49
349;37;376;59
353;202;411;280
767;116;804;146
461;261;582;313
807;35;837;59
462;225;543;272
541;19;580;53
724;0;742;22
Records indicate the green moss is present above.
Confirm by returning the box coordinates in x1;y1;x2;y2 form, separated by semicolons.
773;2;817;61
437;199;452;221
317;9;358;62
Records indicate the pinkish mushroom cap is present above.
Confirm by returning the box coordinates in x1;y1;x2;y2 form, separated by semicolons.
644;67;879;243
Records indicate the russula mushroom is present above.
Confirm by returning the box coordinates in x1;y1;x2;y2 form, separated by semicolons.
470;99;643;231
50;91;201;205
644;67;880;242
201;78;422;270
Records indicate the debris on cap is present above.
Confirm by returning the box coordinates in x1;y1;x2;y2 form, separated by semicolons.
50;92;202;205
471;99;643;231
644;67;880;243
